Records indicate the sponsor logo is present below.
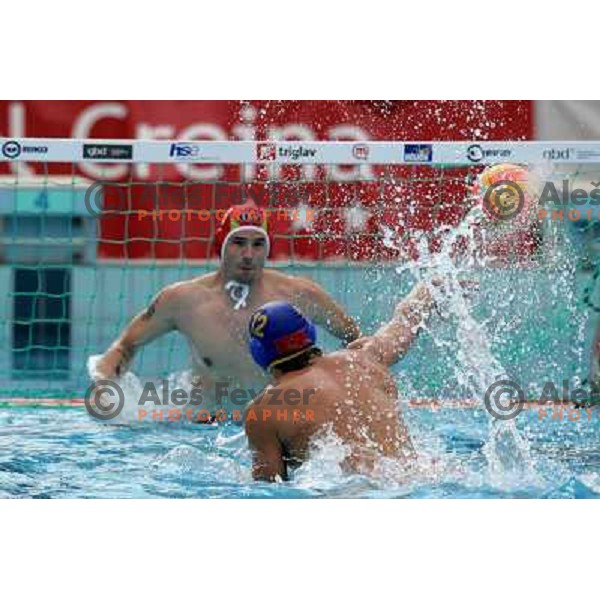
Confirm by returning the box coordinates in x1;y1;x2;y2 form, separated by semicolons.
352;144;369;160
1;140;48;159
83;143;133;160
467;145;484;162
467;144;512;163
404;143;432;163
257;142;277;161
542;148;573;161
575;149;600;161
168;143;220;161
256;142;318;161
278;143;318;161
2;140;20;158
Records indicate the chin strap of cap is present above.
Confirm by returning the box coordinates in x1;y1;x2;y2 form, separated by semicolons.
225;280;250;310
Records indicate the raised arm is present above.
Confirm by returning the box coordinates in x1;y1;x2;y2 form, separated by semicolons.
348;282;436;367
94;286;178;380
295;277;361;343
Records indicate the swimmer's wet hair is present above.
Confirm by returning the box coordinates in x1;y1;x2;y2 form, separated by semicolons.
270;347;322;374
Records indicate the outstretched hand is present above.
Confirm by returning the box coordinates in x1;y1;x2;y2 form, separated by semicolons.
347;336;373;351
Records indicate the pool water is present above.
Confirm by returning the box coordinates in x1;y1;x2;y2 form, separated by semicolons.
3;212;600;499
2;402;600;498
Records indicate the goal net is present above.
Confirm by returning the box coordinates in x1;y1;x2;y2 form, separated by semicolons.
0;138;598;400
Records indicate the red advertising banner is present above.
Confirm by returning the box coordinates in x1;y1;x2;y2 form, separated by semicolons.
0;101;533;260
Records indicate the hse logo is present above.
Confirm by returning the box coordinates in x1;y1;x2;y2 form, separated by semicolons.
256;142;318;161
170;143;202;158
466;144;512;163
1;140;48;159
169;143;219;161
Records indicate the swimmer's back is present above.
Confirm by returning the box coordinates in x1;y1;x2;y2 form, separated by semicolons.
255;349;410;468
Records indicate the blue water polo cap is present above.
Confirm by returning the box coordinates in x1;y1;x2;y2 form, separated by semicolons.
248;301;317;371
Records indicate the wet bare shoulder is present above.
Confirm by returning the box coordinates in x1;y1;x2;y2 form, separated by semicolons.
167;274;219;305
262;268;298;285
332;347;389;377
264;270;322;299
245;389;272;418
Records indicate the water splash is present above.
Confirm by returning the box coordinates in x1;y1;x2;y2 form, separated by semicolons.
389;204;541;484
87;356;198;425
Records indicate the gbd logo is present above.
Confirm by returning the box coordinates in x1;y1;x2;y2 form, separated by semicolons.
542;148;573;160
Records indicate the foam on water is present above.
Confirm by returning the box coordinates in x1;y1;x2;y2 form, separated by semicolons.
87;356;199;425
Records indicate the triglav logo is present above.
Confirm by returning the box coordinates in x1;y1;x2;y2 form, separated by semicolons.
255;142;318;161
257;142;277;161
1;140;48;159
278;143;318;160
